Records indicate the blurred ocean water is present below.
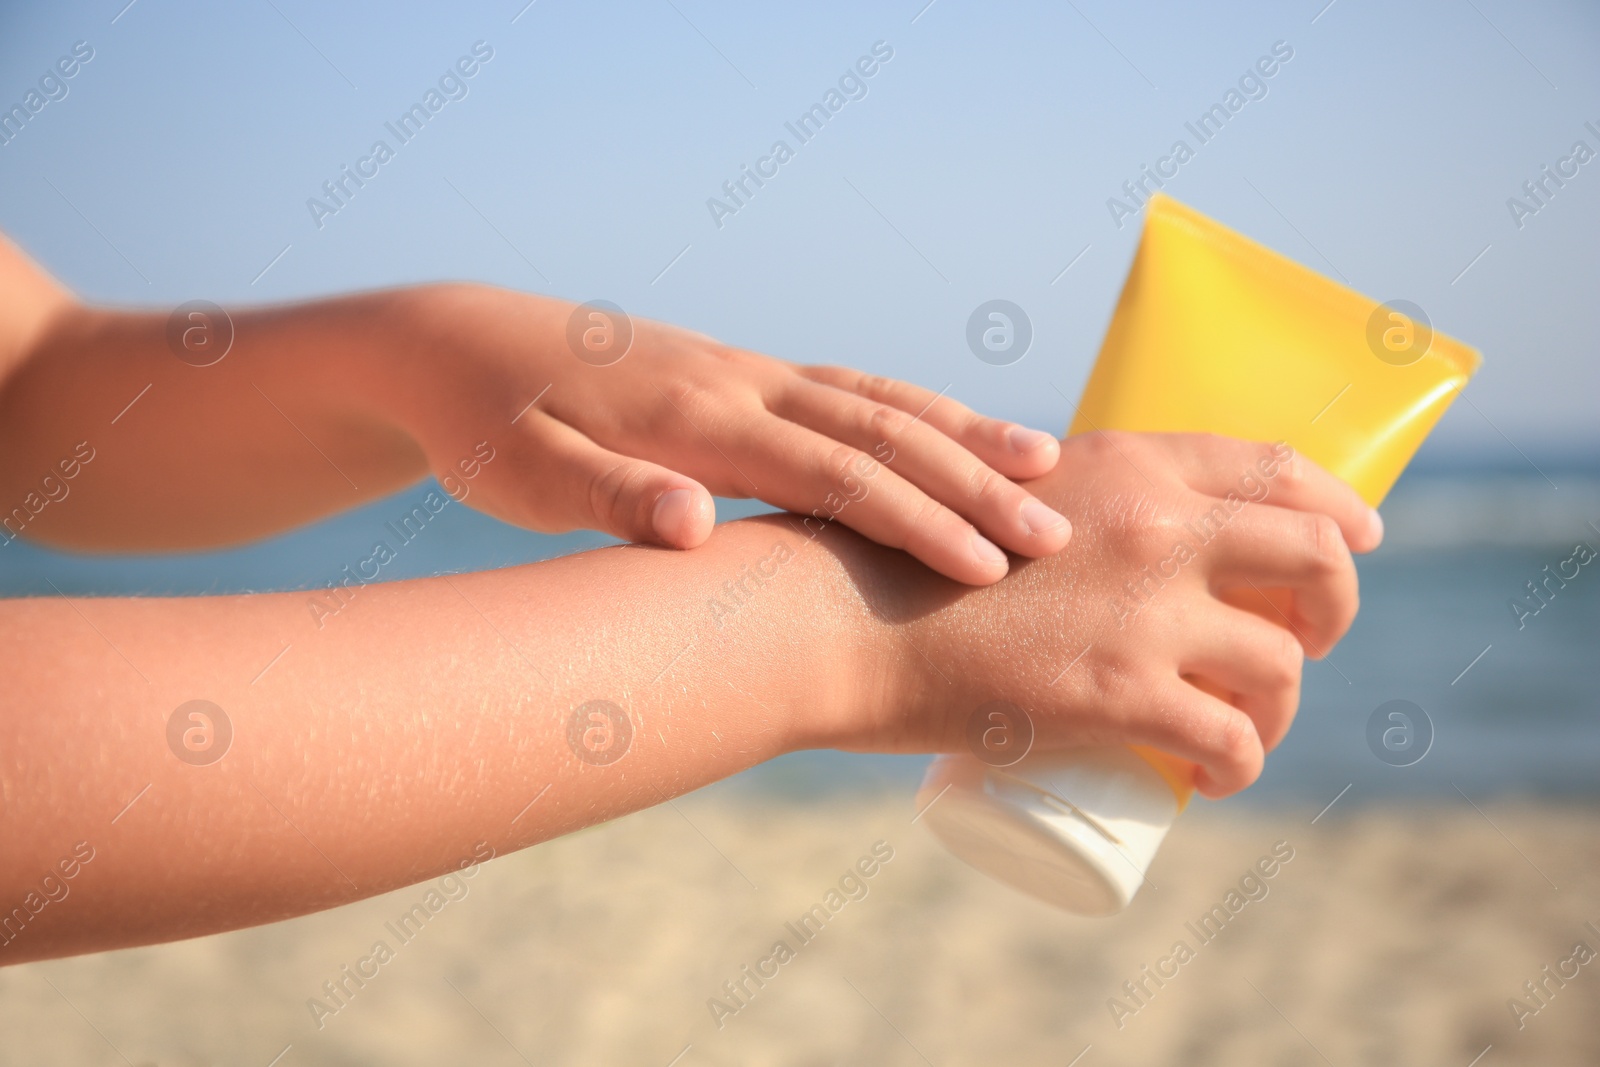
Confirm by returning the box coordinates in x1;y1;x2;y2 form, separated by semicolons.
5;461;1596;804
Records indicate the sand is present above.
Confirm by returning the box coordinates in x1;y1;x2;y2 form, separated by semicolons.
3;792;1597;1066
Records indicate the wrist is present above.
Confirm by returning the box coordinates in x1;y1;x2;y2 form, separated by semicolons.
283;285;463;421
358;282;569;431
774;522;948;755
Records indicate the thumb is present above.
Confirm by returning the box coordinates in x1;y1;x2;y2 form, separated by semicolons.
514;414;716;548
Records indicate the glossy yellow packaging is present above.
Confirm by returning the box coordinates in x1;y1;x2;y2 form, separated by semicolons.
918;194;1481;914
1072;193;1481;805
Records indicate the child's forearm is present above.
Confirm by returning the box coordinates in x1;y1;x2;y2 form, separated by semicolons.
0;287;447;551
1;431;1379;964
0;512;902;964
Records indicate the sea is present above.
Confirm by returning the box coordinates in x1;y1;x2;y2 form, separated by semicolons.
5;458;1596;812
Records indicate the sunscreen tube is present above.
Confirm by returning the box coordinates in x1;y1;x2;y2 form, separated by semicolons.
918;194;1481;916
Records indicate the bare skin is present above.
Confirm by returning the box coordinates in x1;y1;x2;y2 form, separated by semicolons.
0;238;1381;965
0;237;1069;585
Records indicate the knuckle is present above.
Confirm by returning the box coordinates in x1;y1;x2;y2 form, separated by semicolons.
910;494;953;535
815;364;856;388
1341;586;1361;629
1304;513;1348;574
722;401;768;441
1213;711;1261;774
863;402;913;443
893;497;953;557
963;463;1004;506
586;461;647;531
1085;657;1128;705
819;441;867;489
954;404;987;440
688;337;740;363
1104;660;1143;704
1126;506;1184;558
1276;449;1305;491
1183;432;1232;461
1325;587;1361;645
1099;428;1135;452
1265;627;1305;687
854;372;895;401
1087;663;1144;731
1077;430;1123;466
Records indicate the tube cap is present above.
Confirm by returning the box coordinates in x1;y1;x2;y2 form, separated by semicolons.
916;747;1179;916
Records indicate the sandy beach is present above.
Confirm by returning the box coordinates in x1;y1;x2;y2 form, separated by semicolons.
3;790;1596;1066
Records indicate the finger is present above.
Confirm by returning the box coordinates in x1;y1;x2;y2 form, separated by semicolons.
1167;435;1383;553
770;379;1071;558
1106;678;1265;799
1179;605;1304;753
793;365;1060;478
512;414;715;548
731;414;1011;585
1201;503;1360;655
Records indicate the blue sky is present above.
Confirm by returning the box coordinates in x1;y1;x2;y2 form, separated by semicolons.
2;0;1596;465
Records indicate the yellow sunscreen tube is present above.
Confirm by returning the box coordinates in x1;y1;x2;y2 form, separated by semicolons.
917;193;1481;915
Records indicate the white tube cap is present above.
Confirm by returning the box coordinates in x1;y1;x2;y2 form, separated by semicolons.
916;747;1180;916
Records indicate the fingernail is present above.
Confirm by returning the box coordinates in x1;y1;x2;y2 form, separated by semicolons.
653;488;695;544
1367;507;1384;547
1008;425;1055;453
1020;498;1068;536
970;530;1008;567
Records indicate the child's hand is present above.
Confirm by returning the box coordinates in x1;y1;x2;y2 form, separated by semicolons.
390;285;1068;586
828;432;1383;798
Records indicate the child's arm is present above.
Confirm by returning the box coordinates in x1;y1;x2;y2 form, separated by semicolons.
0;236;1067;585
0;431;1379;964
